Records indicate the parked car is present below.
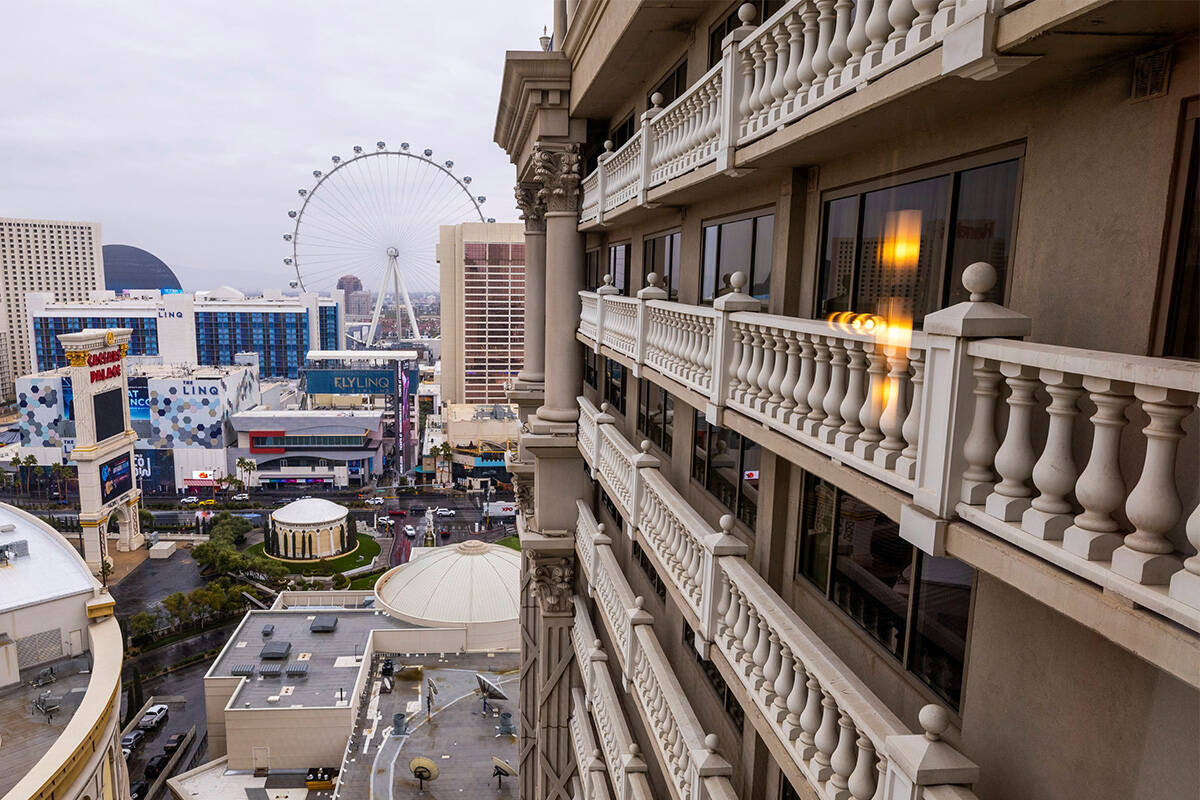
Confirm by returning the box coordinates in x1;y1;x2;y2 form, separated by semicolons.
435;508;456;517
198;498;216;506
232;492;250;501
376;516;393;527
121;730;145;750
145;753;170;779
180;496;199;505
409;505;426;516
403;525;416;538
387;508;407;518
365;497;384;505
163;732;187;754
138;703;169;730
129;780;148;800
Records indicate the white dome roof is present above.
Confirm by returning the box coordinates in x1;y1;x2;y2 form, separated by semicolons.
272;498;347;526
374;540;520;627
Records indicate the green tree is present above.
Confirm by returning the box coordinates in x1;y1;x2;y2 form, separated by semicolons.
128;611;159;640
162;592;190;628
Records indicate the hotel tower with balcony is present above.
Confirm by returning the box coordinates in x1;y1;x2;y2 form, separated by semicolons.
494;2;1198;800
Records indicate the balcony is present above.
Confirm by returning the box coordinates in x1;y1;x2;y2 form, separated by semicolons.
576;268;1200;635
575;479;981;800
579;0;1034;228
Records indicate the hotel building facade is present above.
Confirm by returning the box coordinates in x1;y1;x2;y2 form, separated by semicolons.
496;3;1198;800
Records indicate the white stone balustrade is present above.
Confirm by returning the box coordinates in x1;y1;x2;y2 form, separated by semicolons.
956;338;1200;630
581;292;600;340
578;0;1009;226
597;419;655;525
645;300;718;396
601;295;640;361
578;394;602;473
571;688;615;800
576;500;611;589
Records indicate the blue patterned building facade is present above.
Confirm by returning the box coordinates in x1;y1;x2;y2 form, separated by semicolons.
318;304;339;351
32;316;159;370
194;310;308;379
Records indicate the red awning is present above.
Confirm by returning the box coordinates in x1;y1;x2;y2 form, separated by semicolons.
185;478;217;487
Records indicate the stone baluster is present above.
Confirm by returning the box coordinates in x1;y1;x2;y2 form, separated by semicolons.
783;656;806;739
853;342;887;460
911;0;938;40
730;589;751;661
873;345;910;469
750;616;772;692
870;754;888;800
895;348;924;479
804;337;832;435
984;364;1041;521
766;330;789;416
885;0;918;58
733;324;754;403
845;0;871;78
820;339;849;443
1021;370;1083;540
721;579;741;647
863;0;892;68
848;730;877;800
836;340;867;450
796;3;820;93
783;13;804;103
748;43;767;120
798;669;822;760
770;22;791;115
760;35;780;122
813;690;839;780
737;46;756;127
1169;499;1200;609
961;358;1003;504
761;631;782;708
829;712;858;798
1063;379;1134;560
741;606;761;678
728;322;747;401
1111;386;1194;585
790;334;816;425
744;326;766;407
828;0;854;82
811;0;837;98
778;333;802;422
771;643;794;723
754;326;776;409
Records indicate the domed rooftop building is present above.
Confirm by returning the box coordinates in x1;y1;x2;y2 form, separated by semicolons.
101;244;183;292
374;540;520;650
268;498;351;560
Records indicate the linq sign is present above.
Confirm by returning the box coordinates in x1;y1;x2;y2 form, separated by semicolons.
88;349;122;383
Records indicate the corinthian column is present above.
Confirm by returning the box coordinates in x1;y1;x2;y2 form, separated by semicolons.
534;144;585;424
515;182;547;385
530;554;576;800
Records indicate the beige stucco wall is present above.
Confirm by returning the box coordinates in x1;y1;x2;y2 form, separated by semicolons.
224;706;353;771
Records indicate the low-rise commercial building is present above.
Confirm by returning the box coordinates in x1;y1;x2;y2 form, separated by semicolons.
228;408;386;488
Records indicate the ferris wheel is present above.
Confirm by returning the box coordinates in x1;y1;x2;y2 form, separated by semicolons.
285;141;490;346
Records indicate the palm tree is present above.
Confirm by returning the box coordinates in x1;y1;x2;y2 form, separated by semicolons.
242;460;257;495
22;454;38;497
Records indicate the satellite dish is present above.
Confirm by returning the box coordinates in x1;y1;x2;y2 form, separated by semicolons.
492;756;517;788
476;673;508;701
410;757;439;789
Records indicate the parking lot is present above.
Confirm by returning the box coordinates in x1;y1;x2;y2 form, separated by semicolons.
123;659;210;798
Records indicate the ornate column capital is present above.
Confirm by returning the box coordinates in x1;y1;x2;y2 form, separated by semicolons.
515;182;546;234
529;555;574;613
532;144;582;214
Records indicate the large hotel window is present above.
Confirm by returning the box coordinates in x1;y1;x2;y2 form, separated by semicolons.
683;623;745;729
585;249;603;291
1158;98;1198;360
608;242;631;294
691;410;760;529
796;472;975;707
602;357;627;414
636;379;674;455
701;210;774;303
649;59;688;108
643;230;681;300
583;346;598;389
610;113;635;151
708;1;783;68
817;152;1022;326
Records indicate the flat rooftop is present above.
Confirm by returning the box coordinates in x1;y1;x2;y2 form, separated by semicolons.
305;349;418;362
209;610;413;711
0;657;92;797
0;503;93;614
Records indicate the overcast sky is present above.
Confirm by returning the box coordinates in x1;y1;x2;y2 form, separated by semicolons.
0;1;546;293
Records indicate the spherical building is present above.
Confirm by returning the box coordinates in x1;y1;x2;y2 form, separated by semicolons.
374;540;520;650
101;244;183;292
268;498;351;560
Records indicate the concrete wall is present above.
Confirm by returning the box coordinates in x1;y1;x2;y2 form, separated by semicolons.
223;705;353;771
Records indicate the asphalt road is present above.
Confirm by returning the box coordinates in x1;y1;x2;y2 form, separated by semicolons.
124;656;212;793
109;550;209;617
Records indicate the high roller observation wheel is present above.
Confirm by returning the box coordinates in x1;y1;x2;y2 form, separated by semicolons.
284;141;491;345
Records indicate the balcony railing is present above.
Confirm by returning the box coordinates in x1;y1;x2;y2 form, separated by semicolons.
576;489;978;800
576;507;741;800
580;0;1013;226
576;268;1200;632
578;419;983;800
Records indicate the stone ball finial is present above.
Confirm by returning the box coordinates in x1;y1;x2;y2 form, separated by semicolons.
603;273;614;286
919;704;951;741
719;514;734;533
604;139;614;152
646;271;660;288
738;2;757;25
962;262;996;301
640;439;652;453
629;743;640;756
592;748;602;760
651;92;664;108
600;401;611;413
634;596;645;609
704;733;720;751
597;522;606;532
593;638;602;648
730;270;748;294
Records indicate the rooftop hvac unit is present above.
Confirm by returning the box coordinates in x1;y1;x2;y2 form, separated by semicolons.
310;615;338;633
285;662;310;677
259;641;292;660
259;663;283;677
230;664;256;677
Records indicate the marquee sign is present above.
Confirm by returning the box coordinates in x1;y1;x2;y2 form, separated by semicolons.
304;368;395;395
87;348;122;383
